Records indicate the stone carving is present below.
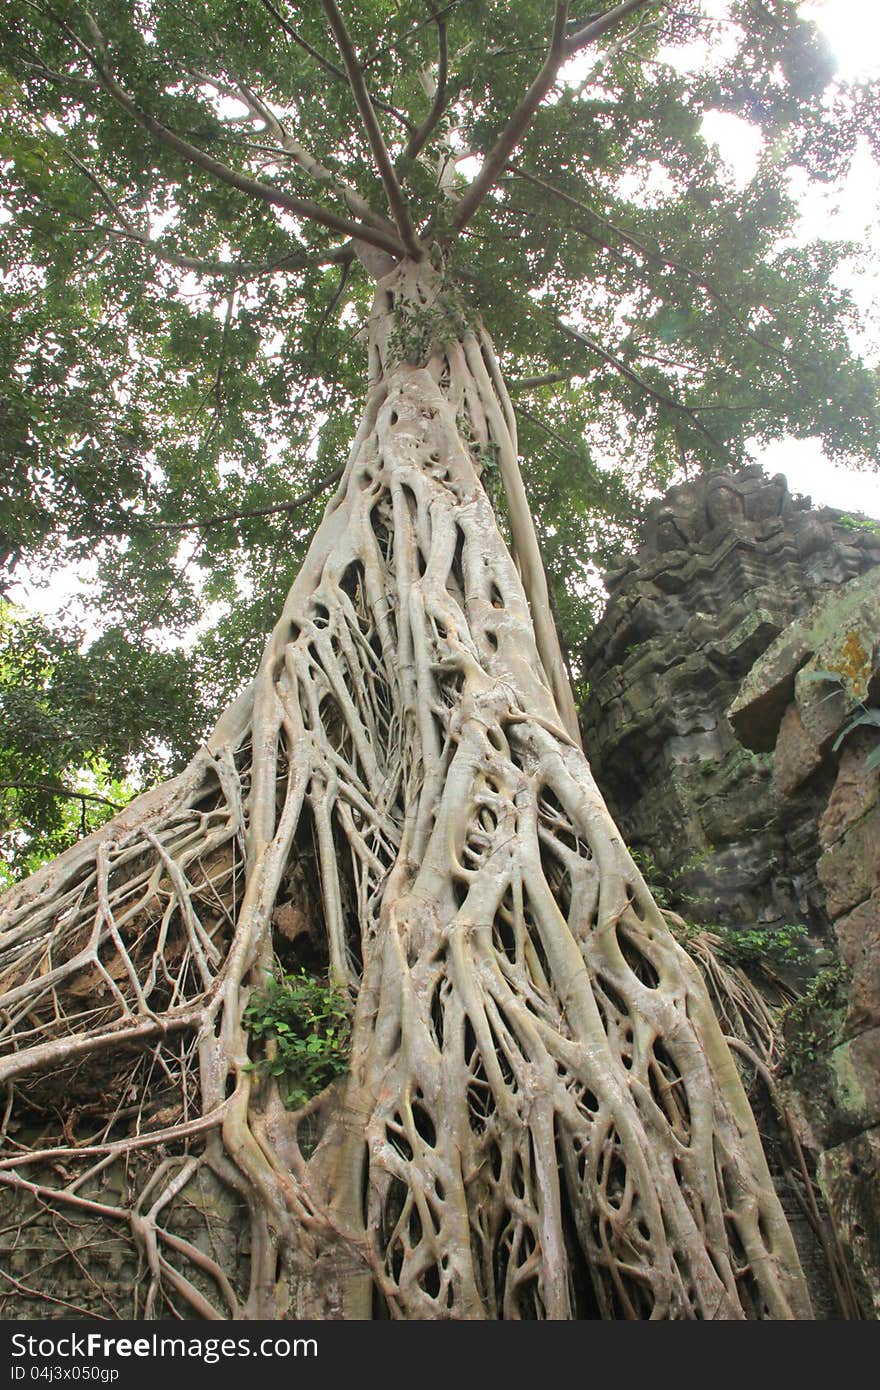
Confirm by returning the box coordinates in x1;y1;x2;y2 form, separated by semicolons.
581;464;880;950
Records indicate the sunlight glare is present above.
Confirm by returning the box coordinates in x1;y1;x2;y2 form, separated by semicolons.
800;0;880;81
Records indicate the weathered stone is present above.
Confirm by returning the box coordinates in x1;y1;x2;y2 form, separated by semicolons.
818;1128;880;1320
782;1021;880;1150
828;1027;880;1131
706;477;747;528
578;466;880;1316
795;669;852;753
774;702;824;796
813;620;879;708
835;890;880;1035
582;466;878;944
715;608;785;671
742;472;789;522
818;806;880;920
0;1148;251;1319
730;568;880;751
820;736;880;850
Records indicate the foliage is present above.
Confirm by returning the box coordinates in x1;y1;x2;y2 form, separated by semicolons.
0;600;205;881
0;3;849;1320
630;845;674;906
387;281;475;367
0;0;878;862
714;922;808;969
801;668;880;772
666;912;808;969
779;961;849;1075
833;707;880;773
630;843;719;912
243;966;353;1109
837;513;880;535
634;843;809;971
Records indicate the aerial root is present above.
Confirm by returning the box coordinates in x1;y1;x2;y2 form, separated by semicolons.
0;262;812;1319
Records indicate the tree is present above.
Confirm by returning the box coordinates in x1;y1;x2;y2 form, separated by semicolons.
0;600;209;883
0;0;876;1320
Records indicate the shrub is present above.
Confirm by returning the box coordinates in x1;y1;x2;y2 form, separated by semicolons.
243;967;352;1109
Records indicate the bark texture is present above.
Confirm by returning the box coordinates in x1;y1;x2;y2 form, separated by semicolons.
0;261;812;1320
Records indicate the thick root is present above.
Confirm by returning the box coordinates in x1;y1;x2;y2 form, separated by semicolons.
0;262;812;1320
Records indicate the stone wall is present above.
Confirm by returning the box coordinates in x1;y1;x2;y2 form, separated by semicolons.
580;464;880;954
0;1153;250;1319
730;567;880;1316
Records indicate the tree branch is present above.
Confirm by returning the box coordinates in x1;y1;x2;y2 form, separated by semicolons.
447;4;568;235
445;1;661;234
565;0;659;57
133;468;343;535
558;320;733;458
99;226;353;279
508;371;574;392
507;161;790;359
202;282;237;444
401;9;449;164
0;782;127;811
516;405;607;487
196;69;398;240
43;5;405;261
59;141;353;279
320;0;421;258
256;0;415;134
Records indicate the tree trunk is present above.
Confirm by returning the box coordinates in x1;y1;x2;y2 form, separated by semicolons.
0;260;812;1320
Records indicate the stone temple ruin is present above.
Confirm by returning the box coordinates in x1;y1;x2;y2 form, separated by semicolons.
581;464;880;1314
1;463;878;1318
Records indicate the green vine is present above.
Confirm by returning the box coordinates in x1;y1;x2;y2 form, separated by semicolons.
779;961;849;1076
243;967;352;1109
387;283;475;367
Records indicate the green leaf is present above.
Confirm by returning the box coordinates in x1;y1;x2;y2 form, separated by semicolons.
800;668;843;684
832;707;880;751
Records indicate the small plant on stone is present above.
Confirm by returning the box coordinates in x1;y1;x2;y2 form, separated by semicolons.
837;513;880;535
663;917;808;972
832;704;880;772
629;846;673;907
243;967;353;1109
799;669;880;773
779;961;849;1076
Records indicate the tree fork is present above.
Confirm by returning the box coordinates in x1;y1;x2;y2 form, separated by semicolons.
0;258;812;1320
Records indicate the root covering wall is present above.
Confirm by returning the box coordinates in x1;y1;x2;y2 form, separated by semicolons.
0;274;812;1320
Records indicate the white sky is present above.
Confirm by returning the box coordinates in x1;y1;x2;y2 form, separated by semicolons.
706;0;880;516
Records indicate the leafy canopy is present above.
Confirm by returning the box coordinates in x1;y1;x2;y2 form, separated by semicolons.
1;0;878;869
0;599;205;882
